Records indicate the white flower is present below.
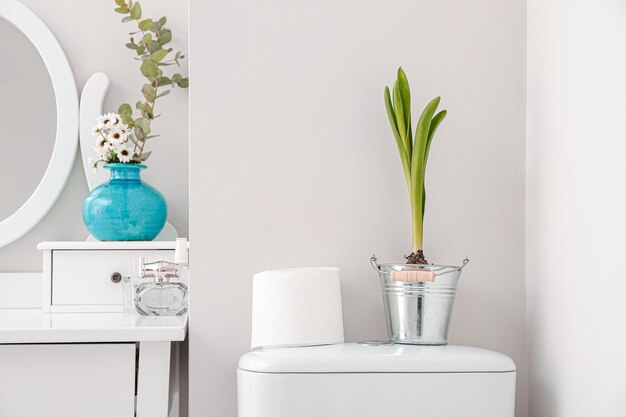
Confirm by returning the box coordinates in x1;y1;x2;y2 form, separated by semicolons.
107;126;129;145
91;126;100;136
116;144;133;163
96;112;121;130
102;151;114;162
94;136;112;152
108;113;122;126
88;157;98;172
118;123;130;135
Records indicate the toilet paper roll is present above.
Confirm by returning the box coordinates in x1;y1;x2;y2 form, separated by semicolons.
250;267;344;350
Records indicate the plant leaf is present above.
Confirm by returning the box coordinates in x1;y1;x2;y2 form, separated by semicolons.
384;86;411;190
151;48;168;62
409;96;441;250
115;0;126;5
130;2;141;19
140;59;159;78
424;110;446;166
134;117;151;135
140;151;152;161
157;76;172;86
411;96;440;184
159;29;172;44
156;89;170;98
118;103;133;117
397;67;412;147
115;6;129;14
392;81;406;150
121;16;135;23
142;83;156;101
148;41;162;52
138;18;153;31
139;33;152;45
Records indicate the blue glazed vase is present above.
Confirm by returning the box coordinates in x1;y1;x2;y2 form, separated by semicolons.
82;163;167;241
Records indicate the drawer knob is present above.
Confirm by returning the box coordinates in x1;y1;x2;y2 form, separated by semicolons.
110;272;123;284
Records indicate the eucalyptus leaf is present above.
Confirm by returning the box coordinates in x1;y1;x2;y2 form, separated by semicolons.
115;0;125;6
138;18;153;31
125;42;137;50
139;33;151;45
150;22;161;32
118;103;133;117
140;59;158;78
151;49;168;62
130;2;142;19
148;41;162;52
142;84;156;101
177;77;189;88
140;151;152;161
157;76;172;86
134;117;151;135
115;6;129;14
159;29;172;44
158;16;167;26
122;115;134;127
156;89;170;98
122;16;135;23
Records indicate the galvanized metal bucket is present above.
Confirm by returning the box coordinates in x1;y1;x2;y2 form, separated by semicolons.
371;256;469;345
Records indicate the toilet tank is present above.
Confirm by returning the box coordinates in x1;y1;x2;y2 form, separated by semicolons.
238;343;516;417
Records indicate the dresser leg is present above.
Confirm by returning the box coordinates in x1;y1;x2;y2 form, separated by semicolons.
137;341;171;417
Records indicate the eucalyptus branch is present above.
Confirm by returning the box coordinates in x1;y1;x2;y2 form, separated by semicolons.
113;0;189;162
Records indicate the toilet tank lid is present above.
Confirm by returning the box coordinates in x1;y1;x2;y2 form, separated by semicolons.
238;343;516;374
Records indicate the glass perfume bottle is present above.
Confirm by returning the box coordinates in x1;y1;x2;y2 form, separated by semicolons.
134;260;188;316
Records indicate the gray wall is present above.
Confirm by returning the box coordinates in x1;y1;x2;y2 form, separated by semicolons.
189;0;527;416
0;0;189;271
527;1;626;416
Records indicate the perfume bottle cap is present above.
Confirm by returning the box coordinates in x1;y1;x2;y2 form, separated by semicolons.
142;260;179;283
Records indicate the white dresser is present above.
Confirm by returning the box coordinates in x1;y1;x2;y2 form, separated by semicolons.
0;241;189;417
0;309;187;417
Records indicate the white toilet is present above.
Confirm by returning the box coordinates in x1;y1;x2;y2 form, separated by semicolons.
238;342;516;417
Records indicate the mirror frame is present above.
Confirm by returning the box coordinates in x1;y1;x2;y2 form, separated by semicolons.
0;0;78;247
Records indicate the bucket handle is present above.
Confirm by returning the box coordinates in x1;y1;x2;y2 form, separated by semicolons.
370;255;470;274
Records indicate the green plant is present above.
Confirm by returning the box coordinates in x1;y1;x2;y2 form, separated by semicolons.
88;0;189;167
384;67;446;264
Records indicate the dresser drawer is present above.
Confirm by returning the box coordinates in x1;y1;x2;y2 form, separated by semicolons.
49;249;174;312
0;343;136;417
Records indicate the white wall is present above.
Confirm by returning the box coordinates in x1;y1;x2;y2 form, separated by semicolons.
0;0;189;271
189;0;527;416
527;1;626;416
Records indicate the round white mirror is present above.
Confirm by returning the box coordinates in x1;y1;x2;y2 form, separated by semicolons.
0;0;78;247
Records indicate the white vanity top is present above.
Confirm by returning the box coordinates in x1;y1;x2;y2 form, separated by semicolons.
37;241;185;250
0;309;187;343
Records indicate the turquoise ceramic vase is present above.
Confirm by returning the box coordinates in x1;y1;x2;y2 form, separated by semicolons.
82;163;167;241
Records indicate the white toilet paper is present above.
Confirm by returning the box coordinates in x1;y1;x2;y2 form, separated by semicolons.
250;267;344;350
